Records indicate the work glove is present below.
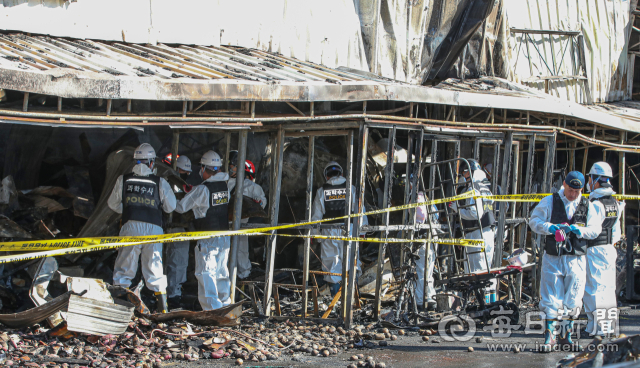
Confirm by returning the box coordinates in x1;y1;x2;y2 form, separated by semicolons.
449;202;458;212
568;224;583;237
548;224;561;234
183;184;193;193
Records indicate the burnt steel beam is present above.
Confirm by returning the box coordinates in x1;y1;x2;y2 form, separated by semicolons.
341;131;354;322
345;123;368;329
493;132;513;267
302;136;315;318
263;126;285;315
373;124;396;319
229;130;248;302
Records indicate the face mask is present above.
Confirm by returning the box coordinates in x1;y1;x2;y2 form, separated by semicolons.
180;172;189;180
199;167;204;179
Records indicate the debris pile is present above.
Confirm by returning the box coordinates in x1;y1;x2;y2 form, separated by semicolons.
0;314;400;367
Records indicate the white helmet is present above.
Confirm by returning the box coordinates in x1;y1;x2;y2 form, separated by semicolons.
200;150;222;168
589;162;613;178
133;143;156;160
176;155;192;172
324;161;343;178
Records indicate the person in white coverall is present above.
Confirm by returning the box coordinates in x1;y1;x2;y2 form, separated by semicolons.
584;162;624;337
529;171;601;352
228;157;267;279
450;159;497;303
311;161;368;297
175;151;231;310
165;155;195;308
107;143;177;313
414;190;440;311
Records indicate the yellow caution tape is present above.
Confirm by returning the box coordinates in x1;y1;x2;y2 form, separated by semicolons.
477;193;639;202
261;233;484;247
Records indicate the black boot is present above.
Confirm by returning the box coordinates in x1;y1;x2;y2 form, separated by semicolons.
168;296;181;310
155;291;169;314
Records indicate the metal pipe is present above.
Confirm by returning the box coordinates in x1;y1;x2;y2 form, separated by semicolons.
229;130;248;302
302;135;315;318
22;93;28;112
224;132;231;174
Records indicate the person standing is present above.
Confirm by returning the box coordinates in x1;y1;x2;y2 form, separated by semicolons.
165;155;195;309
107;143;177;313
175;150;231;310
584;162;624;337
228;154;267;280
311;161;368;296
529;171;601;351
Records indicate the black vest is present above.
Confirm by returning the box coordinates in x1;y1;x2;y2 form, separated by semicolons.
121;173;163;227
323;181;347;224
193;181;229;231
588;195;619;247
461;180;496;229
544;193;589;256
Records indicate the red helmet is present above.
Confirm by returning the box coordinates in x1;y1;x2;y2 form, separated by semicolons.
162;153;179;165
244;160;256;179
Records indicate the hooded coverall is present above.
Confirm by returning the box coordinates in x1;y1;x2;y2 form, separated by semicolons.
108;164;176;293
585;187;624;335
311;176;368;287
228;177;267;279
175;171;231;310
529;187;601;320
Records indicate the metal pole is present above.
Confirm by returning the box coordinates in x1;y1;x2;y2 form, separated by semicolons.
520;134;537;296
536;133;556;298
302;136;315;318
493;132;513;268
171;131;179;170
224;132;231;174
620;131;626;235
229;130;248;302
374;125;396;319
263;126;285;315
346;123;368;328
341;131;354;321
510;141;520;302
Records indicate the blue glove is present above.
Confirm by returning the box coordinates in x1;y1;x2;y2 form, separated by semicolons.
548;224;561;234
568;225;582;236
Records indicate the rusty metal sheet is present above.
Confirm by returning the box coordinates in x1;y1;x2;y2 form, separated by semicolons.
143;300;244;327
0;291;73;328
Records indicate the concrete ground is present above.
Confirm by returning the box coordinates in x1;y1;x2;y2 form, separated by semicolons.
164;306;640;368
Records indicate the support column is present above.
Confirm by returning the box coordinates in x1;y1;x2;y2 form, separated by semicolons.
373;125;396;319
345;123;368;328
493;132;513;268
341;131;354;320
229;130;248;302
263;126;285;315
171;131;179;170
620;131;626;235
302;136;315;318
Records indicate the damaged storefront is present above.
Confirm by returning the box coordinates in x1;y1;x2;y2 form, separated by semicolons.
0;28;638;367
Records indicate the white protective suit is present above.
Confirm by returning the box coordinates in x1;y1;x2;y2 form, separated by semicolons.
529;187;601;319
311;176;368;284
451;170;496;291
228;177;267;279
585;186;624;335
107;164;177;292
414;191;440;306
175;171;231;310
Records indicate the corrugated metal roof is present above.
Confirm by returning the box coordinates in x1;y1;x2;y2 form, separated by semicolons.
0;33;372;84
